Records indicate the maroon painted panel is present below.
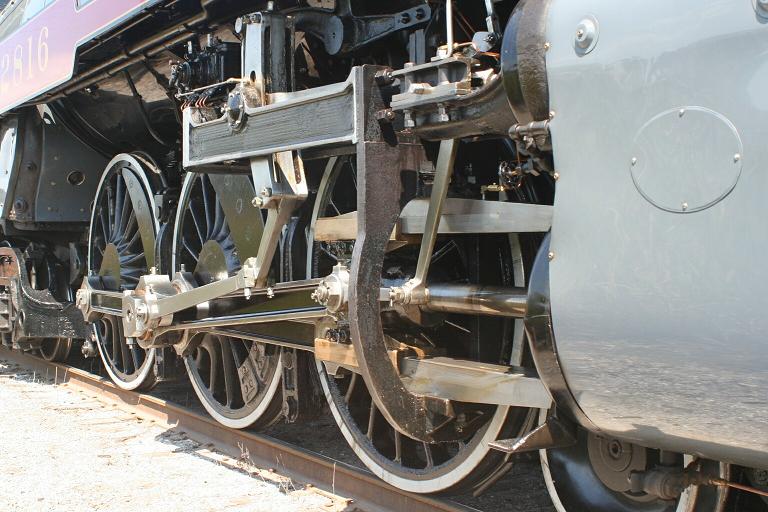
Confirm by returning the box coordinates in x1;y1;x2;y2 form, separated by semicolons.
0;0;161;114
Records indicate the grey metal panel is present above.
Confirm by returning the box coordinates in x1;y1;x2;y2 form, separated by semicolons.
34;119;105;223
546;0;768;468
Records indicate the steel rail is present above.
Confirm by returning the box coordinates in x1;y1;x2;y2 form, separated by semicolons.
0;346;477;512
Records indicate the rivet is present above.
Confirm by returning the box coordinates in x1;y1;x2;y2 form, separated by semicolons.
734;153;741;162
548;251;555;261
681;202;688;211
574;16;599;54
553;172;560;181
678;108;686;117
251;196;263;207
631;157;638;166
548;111;556;120
544;42;551;51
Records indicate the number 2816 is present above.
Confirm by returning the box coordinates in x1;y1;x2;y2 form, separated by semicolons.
0;26;50;94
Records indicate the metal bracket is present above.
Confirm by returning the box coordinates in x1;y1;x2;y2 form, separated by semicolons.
489;414;577;453
293;1;431;55
281;348;300;423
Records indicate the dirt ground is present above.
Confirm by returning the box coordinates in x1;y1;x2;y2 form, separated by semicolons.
0;360;344;512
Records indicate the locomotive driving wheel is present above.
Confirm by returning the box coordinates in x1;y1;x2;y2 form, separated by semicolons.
172;173;284;429
87;154;159;391
541;418;731;512
309;155;537;494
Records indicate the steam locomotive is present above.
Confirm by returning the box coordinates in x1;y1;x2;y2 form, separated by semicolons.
0;0;765;510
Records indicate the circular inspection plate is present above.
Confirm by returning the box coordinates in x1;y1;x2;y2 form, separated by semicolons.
630;106;743;213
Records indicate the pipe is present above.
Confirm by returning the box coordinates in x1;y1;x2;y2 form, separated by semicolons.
424;284;528;318
445;0;455;54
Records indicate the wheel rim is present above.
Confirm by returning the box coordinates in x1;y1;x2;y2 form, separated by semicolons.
173;172;284;429
310;156;535;494
540;413;731;512
87;154;157;391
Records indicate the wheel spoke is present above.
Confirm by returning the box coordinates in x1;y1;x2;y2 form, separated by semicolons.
201;176;214;237
182;239;200;262
120;330;131;374
130;344;141;374
219;337;237;407
344;373;358;403
211;196;226;241
98;207;109;242
117;226;141;255
366;400;377;440
205;340;220;394
118;210;137;245
117;181;132;236
189;199;206;246
120;252;145;267
106;186;115;243
422;442;435;469
114;173;126;234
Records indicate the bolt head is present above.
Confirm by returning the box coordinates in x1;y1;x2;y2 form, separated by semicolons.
547;251;555;261
553;172;560;181
251;196;264;208
574;16;599;53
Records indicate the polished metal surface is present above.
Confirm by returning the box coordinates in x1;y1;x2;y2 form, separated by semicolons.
156;306;326;335
399;198;553;234
183;72;358;167
424;284;528;318
546;0;768;468
399;356;552;409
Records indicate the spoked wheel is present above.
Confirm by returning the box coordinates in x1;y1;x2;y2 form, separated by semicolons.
541;418;731;512
172;173;284;429
25;247;73;362
309;156;537;494
88;154;159;391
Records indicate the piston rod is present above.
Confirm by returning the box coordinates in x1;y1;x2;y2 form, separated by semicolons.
422;284;528;318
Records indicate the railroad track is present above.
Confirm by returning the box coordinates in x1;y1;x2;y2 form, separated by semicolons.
0;345;477;512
